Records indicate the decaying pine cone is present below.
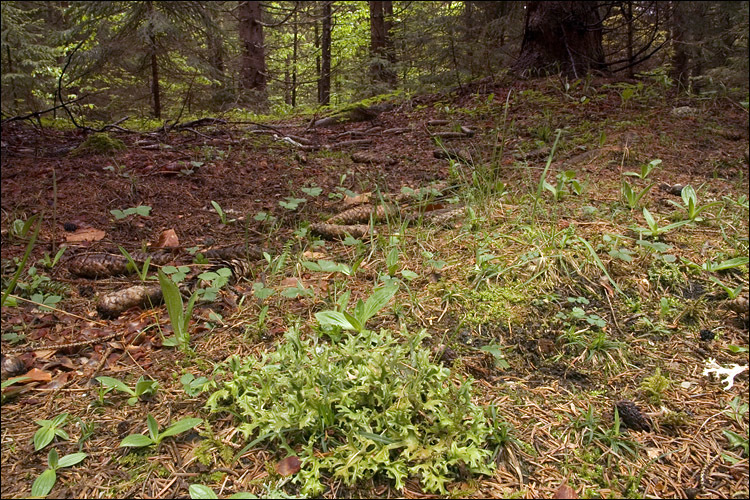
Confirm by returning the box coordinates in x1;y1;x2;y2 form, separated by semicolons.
310;223;371;240
1;354;26;379
327;204;398;225
97;284;164;318
615;400;651;431
68;250;173;278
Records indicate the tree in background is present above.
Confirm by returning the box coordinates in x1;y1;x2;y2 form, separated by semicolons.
319;1;332;105
513;1;606;77
238;0;267;107
369;1;396;91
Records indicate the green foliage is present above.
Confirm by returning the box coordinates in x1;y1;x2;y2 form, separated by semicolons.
30;448;87;498
157;269;198;352
621;180;654;210
33;413;70;451
118;246;151;282
624;159;661;180
211;201;233;224
71;133;126;156
206;327;496;496
95;376;159;405
110;205;151;220
636;208;691;238
543;170;582;201
119;414;203;449
1;214;41;307
667;185;722;222
180;373;211;397
315;283;398;335
639;368;671;404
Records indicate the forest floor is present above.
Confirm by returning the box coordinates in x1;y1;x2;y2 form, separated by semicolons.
1;75;748;499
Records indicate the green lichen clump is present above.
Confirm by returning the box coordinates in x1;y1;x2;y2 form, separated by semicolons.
71;132;126;156
206;327;499;496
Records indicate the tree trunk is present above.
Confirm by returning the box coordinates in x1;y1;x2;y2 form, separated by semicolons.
369;1;396;87
319;1;332;105
238;1;266;99
146;1;161;118
513;1;606;78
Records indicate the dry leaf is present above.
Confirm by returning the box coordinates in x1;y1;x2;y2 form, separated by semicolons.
156;228;179;248
21;368;53;383
553;482;577;499
276;455;301;476
66;227;106;242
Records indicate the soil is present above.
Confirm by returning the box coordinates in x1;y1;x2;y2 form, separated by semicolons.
1;76;748;499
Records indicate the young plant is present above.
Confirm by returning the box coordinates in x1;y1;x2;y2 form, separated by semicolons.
637;208;690;238
1;214;41;307
531;129;563;218
210;200;233;224
34;413;70;451
709;277;744;299
118;246;151;282
95;376;159;405
315;283;398;334
110;205;151;220
624;159;661;180
639;367;671;404
157;269;198;352
30;448;87;498
39;246;67;269
119;414;203;449
543;170;582;201
621;180;654;209
667;185;722;222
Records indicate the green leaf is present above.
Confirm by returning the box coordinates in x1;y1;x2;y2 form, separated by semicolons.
47;448;59;469
56;452;87;468
162;336;179;347
301;187;322;197
34;426;56;451
642;208;657;231
134;377;158;397
189;484;219;499
227;494;259;499
31;468;57;498
157;418;203;442
342;311;363;332
360;283;398;325
316;311;354;330
147;414;159;442
96;376;136;396
119;434;155;448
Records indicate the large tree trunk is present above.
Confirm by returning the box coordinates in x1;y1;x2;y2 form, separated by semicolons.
238;1;266;100
319;1;332;105
513;1;606;78
146;1;161;119
369;1;396;87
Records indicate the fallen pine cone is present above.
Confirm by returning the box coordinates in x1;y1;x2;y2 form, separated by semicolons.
615;400;651;431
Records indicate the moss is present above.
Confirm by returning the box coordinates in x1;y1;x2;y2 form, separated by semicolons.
70;132;126;156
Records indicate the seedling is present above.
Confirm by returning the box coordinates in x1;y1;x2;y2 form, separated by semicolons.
621;180;654;209
180;373;211;397
667;185;722;221
33;413;70;451
279;197;307;210
158;269;198;352
119;414;203;448
315;283;398;334
624;159;661;180
211;200;234;224
110;205;151;220
118;246;151;282
95;376;159;405
636;208;690;238
709;277;744;299
543;170;582;201
639;367;671;404
30;448;87;498
39;246;67;269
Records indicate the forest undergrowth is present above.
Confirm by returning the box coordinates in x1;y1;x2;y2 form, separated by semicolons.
1;75;748;499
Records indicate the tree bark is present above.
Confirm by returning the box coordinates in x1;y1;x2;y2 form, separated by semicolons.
369;1;397;87
319;1;332;105
146;1;161;119
513;1;606;78
238;1;266;98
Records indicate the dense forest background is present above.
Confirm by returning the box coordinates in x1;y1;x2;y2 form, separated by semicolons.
2;1;748;125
